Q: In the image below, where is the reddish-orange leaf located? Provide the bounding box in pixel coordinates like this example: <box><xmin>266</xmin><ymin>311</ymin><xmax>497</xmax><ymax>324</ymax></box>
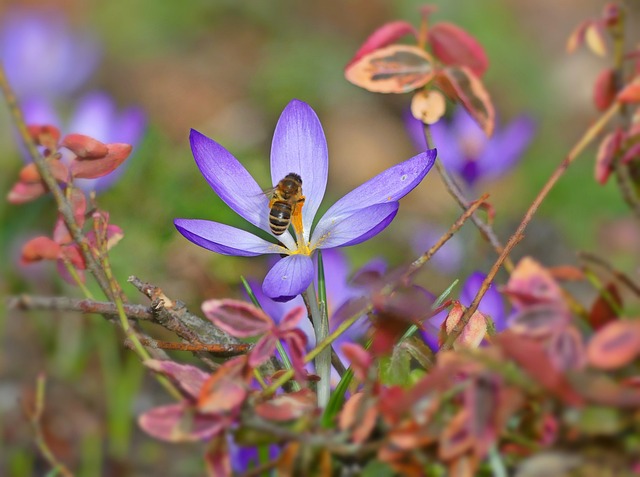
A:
<box><xmin>255</xmin><ymin>389</ymin><xmax>316</xmax><ymax>422</ymax></box>
<box><xmin>69</xmin><ymin>143</ymin><xmax>132</xmax><ymax>179</ymax></box>
<box><xmin>549</xmin><ymin>265</ymin><xmax>585</xmax><ymax>281</ymax></box>
<box><xmin>588</xmin><ymin>282</ymin><xmax>623</xmax><ymax>330</ymax></box>
<box><xmin>587</xmin><ymin>319</ymin><xmax>640</xmax><ymax>370</ymax></box>
<box><xmin>593</xmin><ymin>68</ymin><xmax>617</xmax><ymax>111</ymax></box>
<box><xmin>61</xmin><ymin>133</ymin><xmax>109</xmax><ymax>159</ymax></box>
<box><xmin>27</xmin><ymin>124</ymin><xmax>61</xmax><ymax>149</ymax></box>
<box><xmin>436</xmin><ymin>66</ymin><xmax>495</xmax><ymax>136</ymax></box>
<box><xmin>7</xmin><ymin>181</ymin><xmax>47</xmax><ymax>204</ymax></box>
<box><xmin>411</xmin><ymin>89</ymin><xmax>447</xmax><ymax>125</ymax></box>
<box><xmin>202</xmin><ymin>299</ymin><xmax>272</xmax><ymax>338</ymax></box>
<box><xmin>21</xmin><ymin>236</ymin><xmax>62</xmax><ymax>263</ymax></box>
<box><xmin>503</xmin><ymin>257</ymin><xmax>565</xmax><ymax>307</ymax></box>
<box><xmin>439</xmin><ymin>408</ymin><xmax>472</xmax><ymax>461</ymax></box>
<box><xmin>198</xmin><ymin>356</ymin><xmax>248</xmax><ymax>413</ymax></box>
<box><xmin>345</xmin><ymin>45</ymin><xmax>434</xmax><ymax>94</ymax></box>
<box><xmin>594</xmin><ymin>128</ymin><xmax>624</xmax><ymax>185</ymax></box>
<box><xmin>566</xmin><ymin>20</ymin><xmax>589</xmax><ymax>53</ymax></box>
<box><xmin>428</xmin><ymin>22</ymin><xmax>489</xmax><ymax>77</ymax></box>
<box><xmin>346</xmin><ymin>21</ymin><xmax>418</xmax><ymax>68</ymax></box>
<box><xmin>617</xmin><ymin>82</ymin><xmax>640</xmax><ymax>103</ymax></box>
<box><xmin>339</xmin><ymin>392</ymin><xmax>378</xmax><ymax>444</ymax></box>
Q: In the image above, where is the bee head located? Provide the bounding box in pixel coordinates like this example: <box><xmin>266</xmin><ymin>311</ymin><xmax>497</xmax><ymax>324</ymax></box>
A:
<box><xmin>285</xmin><ymin>172</ymin><xmax>302</xmax><ymax>184</ymax></box>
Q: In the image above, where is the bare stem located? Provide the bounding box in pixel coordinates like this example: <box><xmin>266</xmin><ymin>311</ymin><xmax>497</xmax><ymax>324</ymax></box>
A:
<box><xmin>442</xmin><ymin>100</ymin><xmax>621</xmax><ymax>350</ymax></box>
<box><xmin>305</xmin><ymin>284</ymin><xmax>331</xmax><ymax>408</ymax></box>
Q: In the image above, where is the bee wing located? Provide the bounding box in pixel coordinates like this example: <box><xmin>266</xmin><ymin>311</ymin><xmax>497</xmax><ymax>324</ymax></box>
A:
<box><xmin>260</xmin><ymin>186</ymin><xmax>278</xmax><ymax>200</ymax></box>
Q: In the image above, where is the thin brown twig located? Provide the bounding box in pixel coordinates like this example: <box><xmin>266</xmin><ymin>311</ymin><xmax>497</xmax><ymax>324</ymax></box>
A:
<box><xmin>136</xmin><ymin>337</ymin><xmax>251</xmax><ymax>356</ymax></box>
<box><xmin>442</xmin><ymin>100</ymin><xmax>622</xmax><ymax>350</ymax></box>
<box><xmin>424</xmin><ymin>124</ymin><xmax>514</xmax><ymax>273</ymax></box>
<box><xmin>578</xmin><ymin>251</ymin><xmax>640</xmax><ymax>297</ymax></box>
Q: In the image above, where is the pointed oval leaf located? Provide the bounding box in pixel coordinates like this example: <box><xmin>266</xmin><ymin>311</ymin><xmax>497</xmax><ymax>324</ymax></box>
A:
<box><xmin>547</xmin><ymin>327</ymin><xmax>586</xmax><ymax>371</ymax></box>
<box><xmin>61</xmin><ymin>133</ymin><xmax>109</xmax><ymax>159</ymax></box>
<box><xmin>198</xmin><ymin>357</ymin><xmax>248</xmax><ymax>414</ymax></box>
<box><xmin>7</xmin><ymin>181</ymin><xmax>47</xmax><ymax>204</ymax></box>
<box><xmin>503</xmin><ymin>257</ymin><xmax>565</xmax><ymax>307</ymax></box>
<box><xmin>145</xmin><ymin>359</ymin><xmax>209</xmax><ymax>399</ymax></box>
<box><xmin>21</xmin><ymin>236</ymin><xmax>62</xmax><ymax>263</ymax></box>
<box><xmin>566</xmin><ymin>20</ymin><xmax>589</xmax><ymax>53</ymax></box>
<box><xmin>138</xmin><ymin>404</ymin><xmax>224</xmax><ymax>443</ymax></box>
<box><xmin>587</xmin><ymin>319</ymin><xmax>640</xmax><ymax>370</ymax></box>
<box><xmin>509</xmin><ymin>303</ymin><xmax>571</xmax><ymax>338</ymax></box>
<box><xmin>436</xmin><ymin>66</ymin><xmax>495</xmax><ymax>136</ymax></box>
<box><xmin>339</xmin><ymin>392</ymin><xmax>378</xmax><ymax>444</ymax></box>
<box><xmin>593</xmin><ymin>68</ymin><xmax>617</xmax><ymax>111</ymax></box>
<box><xmin>255</xmin><ymin>388</ymin><xmax>317</xmax><ymax>422</ymax></box>
<box><xmin>248</xmin><ymin>334</ymin><xmax>278</xmax><ymax>368</ymax></box>
<box><xmin>617</xmin><ymin>82</ymin><xmax>640</xmax><ymax>104</ymax></box>
<box><xmin>428</xmin><ymin>22</ymin><xmax>489</xmax><ymax>77</ymax></box>
<box><xmin>341</xmin><ymin>342</ymin><xmax>373</xmax><ymax>382</ymax></box>
<box><xmin>444</xmin><ymin>302</ymin><xmax>487</xmax><ymax>349</ymax></box>
<box><xmin>411</xmin><ymin>89</ymin><xmax>447</xmax><ymax>125</ymax></box>
<box><xmin>70</xmin><ymin>143</ymin><xmax>132</xmax><ymax>179</ymax></box>
<box><xmin>201</xmin><ymin>299</ymin><xmax>272</xmax><ymax>338</ymax></box>
<box><xmin>595</xmin><ymin>128</ymin><xmax>624</xmax><ymax>185</ymax></box>
<box><xmin>278</xmin><ymin>306</ymin><xmax>305</xmax><ymax>332</ymax></box>
<box><xmin>588</xmin><ymin>282</ymin><xmax>623</xmax><ymax>330</ymax></box>
<box><xmin>584</xmin><ymin>22</ymin><xmax>607</xmax><ymax>57</ymax></box>
<box><xmin>346</xmin><ymin>21</ymin><xmax>418</xmax><ymax>68</ymax></box>
<box><xmin>345</xmin><ymin>45</ymin><xmax>434</xmax><ymax>94</ymax></box>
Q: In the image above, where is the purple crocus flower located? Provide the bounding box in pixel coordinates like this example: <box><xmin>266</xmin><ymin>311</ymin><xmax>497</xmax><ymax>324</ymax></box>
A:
<box><xmin>405</xmin><ymin>107</ymin><xmax>535</xmax><ymax>187</ymax></box>
<box><xmin>423</xmin><ymin>271</ymin><xmax>507</xmax><ymax>350</ymax></box>
<box><xmin>175</xmin><ymin>99</ymin><xmax>436</xmax><ymax>302</ymax></box>
<box><xmin>22</xmin><ymin>92</ymin><xmax>146</xmax><ymax>192</ymax></box>
<box><xmin>0</xmin><ymin>8</ymin><xmax>100</xmax><ymax>100</ymax></box>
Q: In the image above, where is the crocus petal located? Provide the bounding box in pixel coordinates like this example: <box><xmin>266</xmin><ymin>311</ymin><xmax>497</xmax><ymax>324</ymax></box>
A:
<box><xmin>174</xmin><ymin>219</ymin><xmax>284</xmax><ymax>256</ymax></box>
<box><xmin>190</xmin><ymin>129</ymin><xmax>296</xmax><ymax>250</ymax></box>
<box><xmin>270</xmin><ymin>100</ymin><xmax>328</xmax><ymax>242</ymax></box>
<box><xmin>459</xmin><ymin>271</ymin><xmax>506</xmax><ymax>330</ymax></box>
<box><xmin>480</xmin><ymin>115</ymin><xmax>536</xmax><ymax>180</ymax></box>
<box><xmin>313</xmin><ymin>202</ymin><xmax>399</xmax><ymax>249</ymax></box>
<box><xmin>312</xmin><ymin>150</ymin><xmax>435</xmax><ymax>245</ymax></box>
<box><xmin>263</xmin><ymin>254</ymin><xmax>314</xmax><ymax>301</ymax></box>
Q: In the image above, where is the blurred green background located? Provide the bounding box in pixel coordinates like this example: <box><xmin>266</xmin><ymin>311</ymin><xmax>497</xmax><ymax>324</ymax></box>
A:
<box><xmin>1</xmin><ymin>0</ymin><xmax>639</xmax><ymax>475</ymax></box>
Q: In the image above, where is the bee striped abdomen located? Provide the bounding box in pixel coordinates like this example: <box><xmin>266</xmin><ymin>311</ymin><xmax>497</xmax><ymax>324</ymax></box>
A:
<box><xmin>269</xmin><ymin>202</ymin><xmax>293</xmax><ymax>235</ymax></box>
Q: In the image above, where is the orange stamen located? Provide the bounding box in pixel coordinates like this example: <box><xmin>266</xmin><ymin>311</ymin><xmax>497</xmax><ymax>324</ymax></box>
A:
<box><xmin>292</xmin><ymin>197</ymin><xmax>305</xmax><ymax>237</ymax></box>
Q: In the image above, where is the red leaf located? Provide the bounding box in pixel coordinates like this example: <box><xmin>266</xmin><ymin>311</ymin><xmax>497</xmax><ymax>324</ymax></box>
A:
<box><xmin>621</xmin><ymin>142</ymin><xmax>640</xmax><ymax>164</ymax></box>
<box><xmin>7</xmin><ymin>181</ymin><xmax>47</xmax><ymax>204</ymax></box>
<box><xmin>248</xmin><ymin>334</ymin><xmax>278</xmax><ymax>368</ymax></box>
<box><xmin>593</xmin><ymin>68</ymin><xmax>617</xmax><ymax>111</ymax></box>
<box><xmin>502</xmin><ymin>257</ymin><xmax>565</xmax><ymax>308</ymax></box>
<box><xmin>547</xmin><ymin>326</ymin><xmax>586</xmax><ymax>371</ymax></box>
<box><xmin>428</xmin><ymin>22</ymin><xmax>489</xmax><ymax>77</ymax></box>
<box><xmin>21</xmin><ymin>236</ymin><xmax>61</xmax><ymax>263</ymax></box>
<box><xmin>438</xmin><ymin>408</ymin><xmax>473</xmax><ymax>461</ymax></box>
<box><xmin>618</xmin><ymin>82</ymin><xmax>640</xmax><ymax>103</ymax></box>
<box><xmin>201</xmin><ymin>299</ymin><xmax>272</xmax><ymax>338</ymax></box>
<box><xmin>18</xmin><ymin>159</ymin><xmax>69</xmax><ymax>184</ymax></box>
<box><xmin>144</xmin><ymin>359</ymin><xmax>209</xmax><ymax>399</ymax></box>
<box><xmin>255</xmin><ymin>388</ymin><xmax>317</xmax><ymax>422</ymax></box>
<box><xmin>346</xmin><ymin>21</ymin><xmax>418</xmax><ymax>68</ymax></box>
<box><xmin>278</xmin><ymin>306</ymin><xmax>305</xmax><ymax>332</ymax></box>
<box><xmin>61</xmin><ymin>133</ymin><xmax>109</xmax><ymax>159</ymax></box>
<box><xmin>340</xmin><ymin>343</ymin><xmax>373</xmax><ymax>382</ymax></box>
<box><xmin>27</xmin><ymin>124</ymin><xmax>61</xmax><ymax>149</ymax></box>
<box><xmin>594</xmin><ymin>128</ymin><xmax>624</xmax><ymax>184</ymax></box>
<box><xmin>588</xmin><ymin>282</ymin><xmax>623</xmax><ymax>330</ymax></box>
<box><xmin>60</xmin><ymin>245</ymin><xmax>85</xmax><ymax>270</ymax></box>
<box><xmin>69</xmin><ymin>143</ymin><xmax>132</xmax><ymax>179</ymax></box>
<box><xmin>345</xmin><ymin>45</ymin><xmax>434</xmax><ymax>94</ymax></box>
<box><xmin>566</xmin><ymin>20</ymin><xmax>589</xmax><ymax>54</ymax></box>
<box><xmin>587</xmin><ymin>319</ymin><xmax>640</xmax><ymax>370</ymax></box>
<box><xmin>339</xmin><ymin>392</ymin><xmax>378</xmax><ymax>444</ymax></box>
<box><xmin>436</xmin><ymin>66</ymin><xmax>495</xmax><ymax>136</ymax></box>
<box><xmin>198</xmin><ymin>356</ymin><xmax>248</xmax><ymax>414</ymax></box>
<box><xmin>509</xmin><ymin>304</ymin><xmax>571</xmax><ymax>338</ymax></box>
<box><xmin>204</xmin><ymin>435</ymin><xmax>232</xmax><ymax>477</ymax></box>
<box><xmin>283</xmin><ymin>330</ymin><xmax>309</xmax><ymax>382</ymax></box>
<box><xmin>495</xmin><ymin>331</ymin><xmax>584</xmax><ymax>406</ymax></box>
<box><xmin>138</xmin><ymin>403</ymin><xmax>224</xmax><ymax>442</ymax></box>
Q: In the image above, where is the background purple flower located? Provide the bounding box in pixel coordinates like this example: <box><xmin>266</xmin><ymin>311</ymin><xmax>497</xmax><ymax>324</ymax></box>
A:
<box><xmin>0</xmin><ymin>8</ymin><xmax>100</xmax><ymax>100</ymax></box>
<box><xmin>406</xmin><ymin>107</ymin><xmax>535</xmax><ymax>187</ymax></box>
<box><xmin>175</xmin><ymin>99</ymin><xmax>436</xmax><ymax>301</ymax></box>
<box><xmin>22</xmin><ymin>92</ymin><xmax>146</xmax><ymax>192</ymax></box>
<box><xmin>409</xmin><ymin>222</ymin><xmax>464</xmax><ymax>274</ymax></box>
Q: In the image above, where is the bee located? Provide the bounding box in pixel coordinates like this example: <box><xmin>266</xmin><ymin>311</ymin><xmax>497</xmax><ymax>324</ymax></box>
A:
<box><xmin>266</xmin><ymin>173</ymin><xmax>305</xmax><ymax>236</ymax></box>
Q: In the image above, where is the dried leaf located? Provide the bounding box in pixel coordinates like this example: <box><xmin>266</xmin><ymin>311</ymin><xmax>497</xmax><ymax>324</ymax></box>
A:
<box><xmin>61</xmin><ymin>133</ymin><xmax>109</xmax><ymax>159</ymax></box>
<box><xmin>587</xmin><ymin>319</ymin><xmax>640</xmax><ymax>370</ymax></box>
<box><xmin>201</xmin><ymin>299</ymin><xmax>272</xmax><ymax>337</ymax></box>
<box><xmin>69</xmin><ymin>143</ymin><xmax>132</xmax><ymax>179</ymax></box>
<box><xmin>346</xmin><ymin>21</ymin><xmax>418</xmax><ymax>68</ymax></box>
<box><xmin>283</xmin><ymin>330</ymin><xmax>309</xmax><ymax>382</ymax></box>
<box><xmin>436</xmin><ymin>66</ymin><xmax>495</xmax><ymax>136</ymax></box>
<box><xmin>345</xmin><ymin>45</ymin><xmax>434</xmax><ymax>94</ymax></box>
<box><xmin>411</xmin><ymin>89</ymin><xmax>447</xmax><ymax>125</ymax></box>
<box><xmin>428</xmin><ymin>22</ymin><xmax>489</xmax><ymax>77</ymax></box>
<box><xmin>21</xmin><ymin>236</ymin><xmax>61</xmax><ymax>263</ymax></box>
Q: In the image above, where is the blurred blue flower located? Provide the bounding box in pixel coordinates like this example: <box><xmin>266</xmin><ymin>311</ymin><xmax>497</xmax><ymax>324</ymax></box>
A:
<box><xmin>22</xmin><ymin>92</ymin><xmax>146</xmax><ymax>192</ymax></box>
<box><xmin>175</xmin><ymin>99</ymin><xmax>436</xmax><ymax>302</ymax></box>
<box><xmin>0</xmin><ymin>8</ymin><xmax>100</xmax><ymax>100</ymax></box>
<box><xmin>409</xmin><ymin>222</ymin><xmax>464</xmax><ymax>274</ymax></box>
<box><xmin>406</xmin><ymin>107</ymin><xmax>535</xmax><ymax>187</ymax></box>
<box><xmin>423</xmin><ymin>271</ymin><xmax>507</xmax><ymax>350</ymax></box>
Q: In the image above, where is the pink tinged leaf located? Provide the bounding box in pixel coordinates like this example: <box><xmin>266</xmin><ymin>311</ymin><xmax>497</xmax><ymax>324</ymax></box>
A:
<box><xmin>61</xmin><ymin>133</ymin><xmax>109</xmax><ymax>159</ymax></box>
<box><xmin>201</xmin><ymin>299</ymin><xmax>273</xmax><ymax>338</ymax></box>
<box><xmin>346</xmin><ymin>21</ymin><xmax>418</xmax><ymax>68</ymax></box>
<box><xmin>27</xmin><ymin>124</ymin><xmax>61</xmax><ymax>149</ymax></box>
<box><xmin>198</xmin><ymin>356</ymin><xmax>248</xmax><ymax>414</ymax></box>
<box><xmin>248</xmin><ymin>334</ymin><xmax>278</xmax><ymax>368</ymax></box>
<box><xmin>503</xmin><ymin>257</ymin><xmax>565</xmax><ymax>308</ymax></box>
<box><xmin>60</xmin><ymin>245</ymin><xmax>85</xmax><ymax>270</ymax></box>
<box><xmin>595</xmin><ymin>128</ymin><xmax>624</xmax><ymax>184</ymax></box>
<box><xmin>411</xmin><ymin>89</ymin><xmax>447</xmax><ymax>125</ymax></box>
<box><xmin>204</xmin><ymin>435</ymin><xmax>232</xmax><ymax>477</ymax></box>
<box><xmin>341</xmin><ymin>343</ymin><xmax>373</xmax><ymax>382</ymax></box>
<box><xmin>277</xmin><ymin>306</ymin><xmax>306</xmax><ymax>332</ymax></box>
<box><xmin>18</xmin><ymin>160</ymin><xmax>69</xmax><ymax>184</ymax></box>
<box><xmin>345</xmin><ymin>45</ymin><xmax>434</xmax><ymax>94</ymax></box>
<box><xmin>7</xmin><ymin>181</ymin><xmax>47</xmax><ymax>204</ymax></box>
<box><xmin>428</xmin><ymin>22</ymin><xmax>489</xmax><ymax>77</ymax></box>
<box><xmin>588</xmin><ymin>282</ymin><xmax>623</xmax><ymax>330</ymax></box>
<box><xmin>138</xmin><ymin>403</ymin><xmax>224</xmax><ymax>442</ymax></box>
<box><xmin>584</xmin><ymin>22</ymin><xmax>608</xmax><ymax>57</ymax></box>
<box><xmin>53</xmin><ymin>217</ymin><xmax>72</xmax><ymax>244</ymax></box>
<box><xmin>465</xmin><ymin>376</ymin><xmax>499</xmax><ymax>459</ymax></box>
<box><xmin>436</xmin><ymin>66</ymin><xmax>495</xmax><ymax>136</ymax></box>
<box><xmin>69</xmin><ymin>143</ymin><xmax>132</xmax><ymax>179</ymax></box>
<box><xmin>68</xmin><ymin>188</ymin><xmax>87</xmax><ymax>228</ymax></box>
<box><xmin>509</xmin><ymin>304</ymin><xmax>571</xmax><ymax>338</ymax></box>
<box><xmin>593</xmin><ymin>68</ymin><xmax>617</xmax><ymax>111</ymax></box>
<box><xmin>339</xmin><ymin>392</ymin><xmax>378</xmax><ymax>444</ymax></box>
<box><xmin>283</xmin><ymin>330</ymin><xmax>309</xmax><ymax>382</ymax></box>
<box><xmin>438</xmin><ymin>408</ymin><xmax>473</xmax><ymax>461</ymax></box>
<box><xmin>566</xmin><ymin>20</ymin><xmax>589</xmax><ymax>53</ymax></box>
<box><xmin>21</xmin><ymin>236</ymin><xmax>62</xmax><ymax>263</ymax></box>
<box><xmin>587</xmin><ymin>319</ymin><xmax>640</xmax><ymax>370</ymax></box>
<box><xmin>621</xmin><ymin>142</ymin><xmax>640</xmax><ymax>165</ymax></box>
<box><xmin>547</xmin><ymin>326</ymin><xmax>587</xmax><ymax>371</ymax></box>
<box><xmin>144</xmin><ymin>359</ymin><xmax>209</xmax><ymax>399</ymax></box>
<box><xmin>618</xmin><ymin>82</ymin><xmax>640</xmax><ymax>104</ymax></box>
<box><xmin>444</xmin><ymin>302</ymin><xmax>487</xmax><ymax>349</ymax></box>
<box><xmin>255</xmin><ymin>388</ymin><xmax>317</xmax><ymax>422</ymax></box>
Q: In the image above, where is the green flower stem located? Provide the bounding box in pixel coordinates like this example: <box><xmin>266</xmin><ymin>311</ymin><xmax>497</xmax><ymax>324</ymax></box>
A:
<box><xmin>62</xmin><ymin>258</ymin><xmax>94</xmax><ymax>299</ymax></box>
<box><xmin>305</xmin><ymin>283</ymin><xmax>330</xmax><ymax>407</ymax></box>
